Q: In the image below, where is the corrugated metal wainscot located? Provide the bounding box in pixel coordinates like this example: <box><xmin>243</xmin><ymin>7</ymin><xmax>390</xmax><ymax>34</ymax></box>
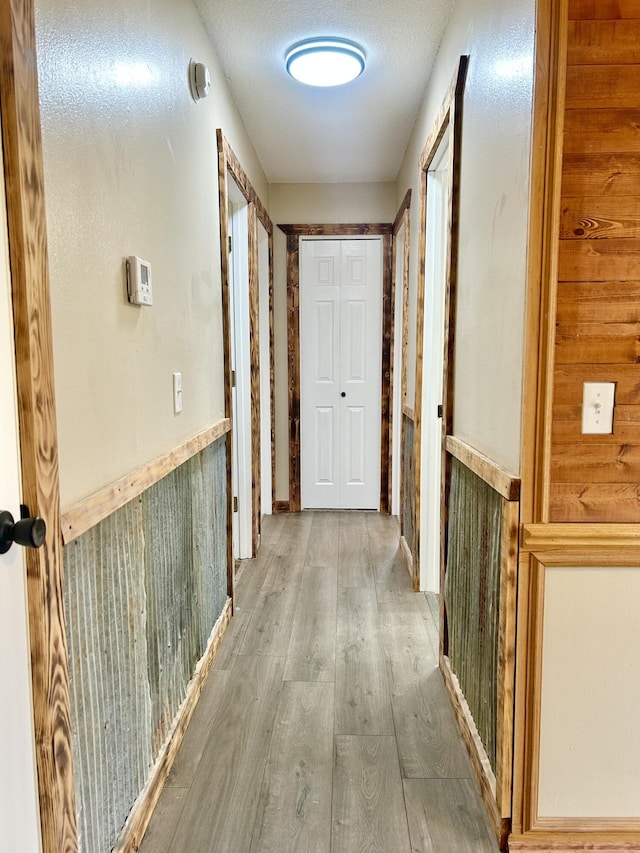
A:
<box><xmin>63</xmin><ymin>436</ymin><xmax>228</xmax><ymax>853</ymax></box>
<box><xmin>444</xmin><ymin>456</ymin><xmax>502</xmax><ymax>772</ymax></box>
<box><xmin>401</xmin><ymin>413</ymin><xmax>415</xmax><ymax>557</ymax></box>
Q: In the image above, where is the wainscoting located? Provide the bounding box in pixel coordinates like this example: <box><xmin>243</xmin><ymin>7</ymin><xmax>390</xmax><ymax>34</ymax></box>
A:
<box><xmin>63</xmin><ymin>432</ymin><xmax>230</xmax><ymax>852</ymax></box>
<box><xmin>400</xmin><ymin>410</ymin><xmax>416</xmax><ymax>580</ymax></box>
<box><xmin>441</xmin><ymin>437</ymin><xmax>520</xmax><ymax>850</ymax></box>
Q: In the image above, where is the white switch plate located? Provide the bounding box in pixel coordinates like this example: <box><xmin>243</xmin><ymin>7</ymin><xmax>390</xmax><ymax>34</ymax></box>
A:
<box><xmin>173</xmin><ymin>372</ymin><xmax>183</xmax><ymax>414</ymax></box>
<box><xmin>582</xmin><ymin>382</ymin><xmax>615</xmax><ymax>434</ymax></box>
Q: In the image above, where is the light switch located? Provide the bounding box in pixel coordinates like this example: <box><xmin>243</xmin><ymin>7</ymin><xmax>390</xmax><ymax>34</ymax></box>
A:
<box><xmin>173</xmin><ymin>372</ymin><xmax>183</xmax><ymax>414</ymax></box>
<box><xmin>582</xmin><ymin>382</ymin><xmax>615</xmax><ymax>434</ymax></box>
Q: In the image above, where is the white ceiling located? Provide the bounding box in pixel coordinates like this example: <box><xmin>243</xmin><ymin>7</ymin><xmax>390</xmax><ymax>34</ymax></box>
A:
<box><xmin>194</xmin><ymin>0</ymin><xmax>454</xmax><ymax>184</ymax></box>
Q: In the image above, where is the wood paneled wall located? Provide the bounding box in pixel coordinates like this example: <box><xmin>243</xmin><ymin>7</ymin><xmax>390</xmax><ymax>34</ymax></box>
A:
<box><xmin>550</xmin><ymin>0</ymin><xmax>640</xmax><ymax>522</ymax></box>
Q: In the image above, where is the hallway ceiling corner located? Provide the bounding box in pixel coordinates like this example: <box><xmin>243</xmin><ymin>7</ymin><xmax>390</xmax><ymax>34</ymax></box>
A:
<box><xmin>193</xmin><ymin>0</ymin><xmax>454</xmax><ymax>185</ymax></box>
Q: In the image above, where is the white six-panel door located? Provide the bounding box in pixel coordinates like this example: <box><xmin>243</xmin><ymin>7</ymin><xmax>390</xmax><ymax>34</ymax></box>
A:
<box><xmin>300</xmin><ymin>239</ymin><xmax>382</xmax><ymax>510</ymax></box>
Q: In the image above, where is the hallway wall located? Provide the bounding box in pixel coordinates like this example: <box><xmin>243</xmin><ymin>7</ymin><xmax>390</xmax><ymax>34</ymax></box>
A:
<box><xmin>397</xmin><ymin>0</ymin><xmax>536</xmax><ymax>475</ymax></box>
<box><xmin>35</xmin><ymin>0</ymin><xmax>268</xmax><ymax>508</ymax></box>
<box><xmin>269</xmin><ymin>181</ymin><xmax>396</xmax><ymax>502</ymax></box>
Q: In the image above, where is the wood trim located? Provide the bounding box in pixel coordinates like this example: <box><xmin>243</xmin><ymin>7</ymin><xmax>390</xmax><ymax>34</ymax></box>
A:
<box><xmin>400</xmin><ymin>535</ymin><xmax>414</xmax><ymax>579</ymax></box>
<box><xmin>513</xmin><ymin>0</ymin><xmax>571</xmax><ymax>840</ymax></box>
<box><xmin>400</xmin><ymin>213</ymin><xmax>411</xmax><ymax>415</ymax></box>
<box><xmin>446</xmin><ymin>436</ymin><xmax>520</xmax><ymax>501</ymax></box>
<box><xmin>113</xmin><ymin>599</ymin><xmax>232</xmax><ymax>852</ymax></box>
<box><xmin>440</xmin><ymin>55</ymin><xmax>470</xmax><ymax>655</ymax></box>
<box><xmin>496</xmin><ymin>498</ymin><xmax>520</xmax><ymax>821</ymax></box>
<box><xmin>0</xmin><ymin>2</ymin><xmax>77</xmax><ymax>849</ymax></box>
<box><xmin>216</xmin><ymin>131</ymin><xmax>235</xmax><ymax>604</ymax></box>
<box><xmin>278</xmin><ymin>222</ymin><xmax>393</xmax><ymax>236</ymax></box>
<box><xmin>281</xmin><ymin>224</ymin><xmax>394</xmax><ymax>513</ymax></box>
<box><xmin>217</xmin><ymin>130</ymin><xmax>273</xmax><ymax>572</ymax></box>
<box><xmin>440</xmin><ymin>656</ymin><xmax>509</xmax><ymax>850</ymax></box>
<box><xmin>522</xmin><ymin>555</ymin><xmax>548</xmax><ymax>835</ymax></box>
<box><xmin>413</xmin><ymin>55</ymin><xmax>469</xmax><ymax>593</ymax></box>
<box><xmin>531</xmin><ymin>818</ymin><xmax>640</xmax><ymax>835</ymax></box>
<box><xmin>392</xmin><ymin>189</ymin><xmax>412</xmax><ymax>234</ymax></box>
<box><xmin>286</xmin><ymin>234</ymin><xmax>301</xmax><ymax>513</ymax></box>
<box><xmin>61</xmin><ymin>420</ymin><xmax>231</xmax><ymax>543</ymax></box>
<box><xmin>521</xmin><ymin>552</ymin><xmax>640</xmax><ymax>843</ymax></box>
<box><xmin>272</xmin><ymin>500</ymin><xmax>290</xmax><ymax>514</ymax></box>
<box><xmin>268</xmin><ymin>229</ymin><xmax>276</xmax><ymax>515</ymax></box>
<box><xmin>402</xmin><ymin>403</ymin><xmax>415</xmax><ymax>420</ymax></box>
<box><xmin>248</xmin><ymin>204</ymin><xmax>261</xmax><ymax>552</ymax></box>
<box><xmin>509</xmin><ymin>835</ymin><xmax>640</xmax><ymax>851</ymax></box>
<box><xmin>380</xmin><ymin>233</ymin><xmax>392</xmax><ymax>514</ymax></box>
<box><xmin>519</xmin><ymin>0</ymin><xmax>568</xmax><ymax>529</ymax></box>
<box><xmin>390</xmin><ymin>198</ymin><xmax>411</xmax><ymax>517</ymax></box>
<box><xmin>218</xmin><ymin>135</ymin><xmax>272</xmax><ymax>234</ymax></box>
<box><xmin>521</xmin><ymin>523</ymin><xmax>640</xmax><ymax>552</ymax></box>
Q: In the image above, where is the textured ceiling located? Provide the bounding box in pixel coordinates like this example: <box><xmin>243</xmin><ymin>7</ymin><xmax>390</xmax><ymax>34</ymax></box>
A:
<box><xmin>194</xmin><ymin>0</ymin><xmax>454</xmax><ymax>184</ymax></box>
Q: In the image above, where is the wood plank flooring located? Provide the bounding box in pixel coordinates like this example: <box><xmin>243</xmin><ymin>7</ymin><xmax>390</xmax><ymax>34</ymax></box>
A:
<box><xmin>139</xmin><ymin>512</ymin><xmax>498</xmax><ymax>853</ymax></box>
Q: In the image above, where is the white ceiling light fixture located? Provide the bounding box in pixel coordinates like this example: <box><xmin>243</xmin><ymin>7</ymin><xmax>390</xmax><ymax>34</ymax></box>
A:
<box><xmin>285</xmin><ymin>38</ymin><xmax>366</xmax><ymax>87</ymax></box>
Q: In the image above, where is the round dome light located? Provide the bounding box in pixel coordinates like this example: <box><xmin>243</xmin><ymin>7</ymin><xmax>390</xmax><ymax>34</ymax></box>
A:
<box><xmin>285</xmin><ymin>38</ymin><xmax>366</xmax><ymax>87</ymax></box>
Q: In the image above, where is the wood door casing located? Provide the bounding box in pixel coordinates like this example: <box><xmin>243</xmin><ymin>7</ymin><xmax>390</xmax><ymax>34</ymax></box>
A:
<box><xmin>279</xmin><ymin>223</ymin><xmax>393</xmax><ymax>514</ymax></box>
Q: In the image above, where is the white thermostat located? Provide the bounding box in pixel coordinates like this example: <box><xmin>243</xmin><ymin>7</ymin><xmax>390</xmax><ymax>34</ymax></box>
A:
<box><xmin>126</xmin><ymin>256</ymin><xmax>153</xmax><ymax>306</ymax></box>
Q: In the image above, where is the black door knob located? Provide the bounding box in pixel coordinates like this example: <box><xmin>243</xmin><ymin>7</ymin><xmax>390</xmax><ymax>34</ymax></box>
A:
<box><xmin>341</xmin><ymin>392</ymin><xmax>346</xmax><ymax>397</ymax></box>
<box><xmin>0</xmin><ymin>510</ymin><xmax>46</xmax><ymax>554</ymax></box>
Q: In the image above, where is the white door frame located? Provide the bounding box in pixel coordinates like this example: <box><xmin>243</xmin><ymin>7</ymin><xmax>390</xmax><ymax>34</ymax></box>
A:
<box><xmin>0</xmin><ymin>122</ymin><xmax>42</xmax><ymax>852</ymax></box>
<box><xmin>228</xmin><ymin>178</ymin><xmax>252</xmax><ymax>560</ymax></box>
<box><xmin>419</xmin><ymin>128</ymin><xmax>451</xmax><ymax>592</ymax></box>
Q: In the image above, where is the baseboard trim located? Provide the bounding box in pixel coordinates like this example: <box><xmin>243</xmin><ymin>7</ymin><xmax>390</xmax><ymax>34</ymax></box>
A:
<box><xmin>440</xmin><ymin>655</ymin><xmax>508</xmax><ymax>850</ymax></box>
<box><xmin>273</xmin><ymin>500</ymin><xmax>291</xmax><ymax>514</ymax></box>
<box><xmin>113</xmin><ymin>597</ymin><xmax>233</xmax><ymax>852</ymax></box>
<box><xmin>400</xmin><ymin>535</ymin><xmax>416</xmax><ymax>588</ymax></box>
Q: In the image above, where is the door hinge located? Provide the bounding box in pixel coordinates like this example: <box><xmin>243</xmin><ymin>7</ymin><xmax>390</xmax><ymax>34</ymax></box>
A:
<box><xmin>232</xmin><ymin>369</ymin><xmax>236</xmax><ymax>388</ymax></box>
<box><xmin>233</xmin><ymin>495</ymin><xmax>238</xmax><ymax>513</ymax></box>
<box><xmin>228</xmin><ymin>235</ymin><xmax>232</xmax><ymax>253</ymax></box>
<box><xmin>437</xmin><ymin>404</ymin><xmax>443</xmax><ymax>419</ymax></box>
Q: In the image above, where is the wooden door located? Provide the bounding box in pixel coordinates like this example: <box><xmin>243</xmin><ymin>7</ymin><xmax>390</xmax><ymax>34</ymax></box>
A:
<box><xmin>300</xmin><ymin>238</ymin><xmax>382</xmax><ymax>509</ymax></box>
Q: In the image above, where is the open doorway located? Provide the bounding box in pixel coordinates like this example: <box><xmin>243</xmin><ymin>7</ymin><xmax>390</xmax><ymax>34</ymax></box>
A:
<box><xmin>419</xmin><ymin>126</ymin><xmax>450</xmax><ymax>592</ymax></box>
<box><xmin>228</xmin><ymin>180</ymin><xmax>252</xmax><ymax>559</ymax></box>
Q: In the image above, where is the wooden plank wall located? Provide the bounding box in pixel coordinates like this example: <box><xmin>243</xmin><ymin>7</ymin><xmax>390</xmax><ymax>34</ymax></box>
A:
<box><xmin>551</xmin><ymin>0</ymin><xmax>640</xmax><ymax>522</ymax></box>
<box><xmin>64</xmin><ymin>437</ymin><xmax>228</xmax><ymax>853</ymax></box>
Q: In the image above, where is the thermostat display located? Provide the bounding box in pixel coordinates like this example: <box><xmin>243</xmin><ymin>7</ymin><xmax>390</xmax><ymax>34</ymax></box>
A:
<box><xmin>126</xmin><ymin>256</ymin><xmax>153</xmax><ymax>306</ymax></box>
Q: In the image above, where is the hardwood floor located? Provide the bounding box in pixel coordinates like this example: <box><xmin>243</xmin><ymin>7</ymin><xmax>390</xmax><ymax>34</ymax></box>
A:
<box><xmin>139</xmin><ymin>512</ymin><xmax>498</xmax><ymax>853</ymax></box>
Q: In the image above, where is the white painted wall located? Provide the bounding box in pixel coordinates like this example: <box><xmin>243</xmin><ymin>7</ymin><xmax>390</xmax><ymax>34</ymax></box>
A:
<box><xmin>35</xmin><ymin>0</ymin><xmax>269</xmax><ymax>508</ymax></box>
<box><xmin>269</xmin><ymin>181</ymin><xmax>396</xmax><ymax>501</ymax></box>
<box><xmin>397</xmin><ymin>0</ymin><xmax>535</xmax><ymax>474</ymax></box>
<box><xmin>539</xmin><ymin>566</ymin><xmax>640</xmax><ymax>819</ymax></box>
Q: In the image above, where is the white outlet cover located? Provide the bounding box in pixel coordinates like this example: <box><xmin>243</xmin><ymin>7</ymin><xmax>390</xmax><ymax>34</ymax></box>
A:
<box><xmin>582</xmin><ymin>382</ymin><xmax>615</xmax><ymax>434</ymax></box>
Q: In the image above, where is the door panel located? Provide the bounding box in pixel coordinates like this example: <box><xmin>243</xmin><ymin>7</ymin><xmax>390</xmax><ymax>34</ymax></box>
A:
<box><xmin>301</xmin><ymin>239</ymin><xmax>381</xmax><ymax>510</ymax></box>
